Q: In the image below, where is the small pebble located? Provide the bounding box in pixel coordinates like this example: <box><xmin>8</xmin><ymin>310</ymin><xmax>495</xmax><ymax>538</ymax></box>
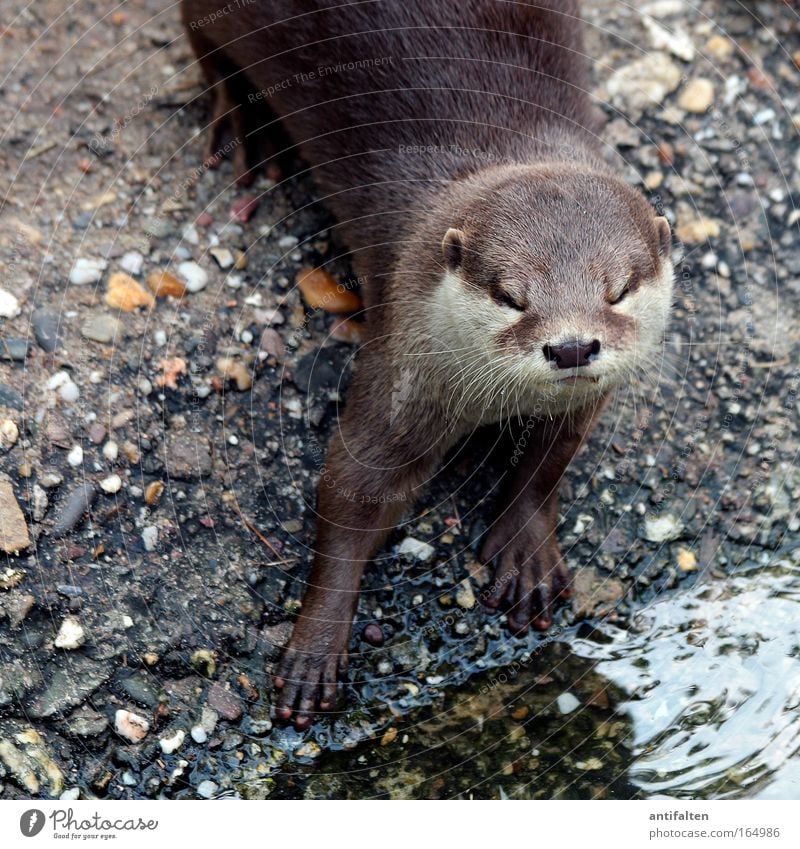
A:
<box><xmin>120</xmin><ymin>251</ymin><xmax>144</xmax><ymax>276</ymax></box>
<box><xmin>259</xmin><ymin>328</ymin><xmax>285</xmax><ymax>360</ymax></box>
<box><xmin>88</xmin><ymin>423</ymin><xmax>107</xmax><ymax>444</ymax></box>
<box><xmin>644</xmin><ymin>514</ymin><xmax>684</xmax><ymax>543</ymax></box>
<box><xmin>231</xmin><ymin>195</ymin><xmax>259</xmax><ymax>222</ymax></box>
<box><xmin>100</xmin><ymin>474</ymin><xmax>122</xmax><ymax>494</ymax></box>
<box><xmin>0</xmin><ymin>476</ymin><xmax>30</xmax><ymax>552</ymax></box>
<box><xmin>190</xmin><ymin>725</ymin><xmax>208</xmax><ymax>744</ymax></box>
<box><xmin>363</xmin><ymin>623</ymin><xmax>385</xmax><ymax>646</ymax></box>
<box><xmin>0</xmin><ymin>288</ymin><xmax>20</xmax><ymax>318</ymax></box>
<box><xmin>69</xmin><ymin>257</ymin><xmax>107</xmax><ymax>285</ymax></box>
<box><xmin>144</xmin><ymin>481</ymin><xmax>165</xmax><ymax>506</ymax></box>
<box><xmin>210</xmin><ymin>247</ymin><xmax>234</xmax><ymax>270</ymax></box>
<box><xmin>114</xmin><ymin>709</ymin><xmax>150</xmax><ymax>743</ymax></box>
<box><xmin>216</xmin><ymin>357</ymin><xmax>253</xmax><ymax>391</ymax></box>
<box><xmin>196</xmin><ymin>780</ymin><xmax>219</xmax><ymax>799</ymax></box>
<box><xmin>51</xmin><ymin>484</ymin><xmax>96</xmax><ymax>537</ymax></box>
<box><xmin>159</xmin><ymin>729</ymin><xmax>185</xmax><ymax>755</ymax></box>
<box><xmin>81</xmin><ymin>314</ymin><xmax>119</xmax><ymax>344</ymax></box>
<box><xmin>39</xmin><ymin>472</ymin><xmax>63</xmax><ymax>489</ymax></box>
<box><xmin>147</xmin><ymin>270</ymin><xmax>187</xmax><ymax>299</ymax></box>
<box><xmin>142</xmin><ymin>525</ymin><xmax>158</xmax><ymax>551</ymax></box>
<box><xmin>0</xmin><ymin>418</ymin><xmax>19</xmax><ymax>450</ymax></box>
<box><xmin>0</xmin><ymin>337</ymin><xmax>30</xmax><ymax>361</ymax></box>
<box><xmin>678</xmin><ymin>78</ymin><xmax>715</xmax><ymax>112</ymax></box>
<box><xmin>177</xmin><ymin>261</ymin><xmax>208</xmax><ymax>293</ymax></box>
<box><xmin>59</xmin><ymin>381</ymin><xmax>80</xmax><ymax>404</ymax></box>
<box><xmin>31</xmin><ymin>308</ymin><xmax>60</xmax><ymax>352</ymax></box>
<box><xmin>102</xmin><ymin>441</ymin><xmax>119</xmax><ymax>462</ymax></box>
<box><xmin>557</xmin><ymin>692</ymin><xmax>581</xmax><ymax>714</ymax></box>
<box><xmin>297</xmin><ymin>267</ymin><xmax>362</xmax><ymax>313</ymax></box>
<box><xmin>105</xmin><ymin>272</ymin><xmax>155</xmax><ymax>312</ymax></box>
<box><xmin>54</xmin><ymin>617</ymin><xmax>85</xmax><ymax>650</ymax></box>
<box><xmin>398</xmin><ymin>536</ymin><xmax>435</xmax><ymax>561</ymax></box>
<box><xmin>67</xmin><ymin>445</ymin><xmax>84</xmax><ymax>467</ymax></box>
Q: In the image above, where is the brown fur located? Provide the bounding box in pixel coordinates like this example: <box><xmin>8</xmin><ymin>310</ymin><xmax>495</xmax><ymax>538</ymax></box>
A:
<box><xmin>181</xmin><ymin>0</ymin><xmax>674</xmax><ymax>728</ymax></box>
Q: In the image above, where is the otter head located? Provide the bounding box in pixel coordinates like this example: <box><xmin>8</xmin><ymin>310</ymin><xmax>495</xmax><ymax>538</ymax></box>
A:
<box><xmin>438</xmin><ymin>166</ymin><xmax>673</xmax><ymax>404</ymax></box>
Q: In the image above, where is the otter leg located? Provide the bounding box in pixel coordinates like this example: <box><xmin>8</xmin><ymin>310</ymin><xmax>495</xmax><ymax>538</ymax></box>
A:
<box><xmin>186</xmin><ymin>29</ymin><xmax>256</xmax><ymax>184</ymax></box>
<box><xmin>274</xmin><ymin>391</ymin><xmax>447</xmax><ymax>729</ymax></box>
<box><xmin>480</xmin><ymin>398</ymin><xmax>607</xmax><ymax>634</ymax></box>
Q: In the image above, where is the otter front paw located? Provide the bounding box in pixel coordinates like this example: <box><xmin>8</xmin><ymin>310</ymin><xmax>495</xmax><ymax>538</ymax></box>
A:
<box><xmin>480</xmin><ymin>529</ymin><xmax>571</xmax><ymax>634</ymax></box>
<box><xmin>273</xmin><ymin>632</ymin><xmax>349</xmax><ymax>730</ymax></box>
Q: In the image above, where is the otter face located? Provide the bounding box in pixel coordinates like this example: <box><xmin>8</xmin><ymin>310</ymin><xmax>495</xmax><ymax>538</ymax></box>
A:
<box><xmin>436</xmin><ymin>168</ymin><xmax>674</xmax><ymax>408</ymax></box>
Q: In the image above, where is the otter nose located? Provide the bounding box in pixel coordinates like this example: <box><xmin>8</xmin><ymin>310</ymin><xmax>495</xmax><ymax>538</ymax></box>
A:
<box><xmin>542</xmin><ymin>339</ymin><xmax>601</xmax><ymax>370</ymax></box>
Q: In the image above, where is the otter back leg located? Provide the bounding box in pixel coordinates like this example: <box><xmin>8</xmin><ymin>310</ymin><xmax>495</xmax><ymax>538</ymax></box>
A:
<box><xmin>185</xmin><ymin>28</ymin><xmax>257</xmax><ymax>185</ymax></box>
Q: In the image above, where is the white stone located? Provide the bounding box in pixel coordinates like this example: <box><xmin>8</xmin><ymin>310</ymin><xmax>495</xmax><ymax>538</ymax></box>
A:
<box><xmin>196</xmin><ymin>780</ymin><xmax>219</xmax><ymax>799</ymax></box>
<box><xmin>120</xmin><ymin>251</ymin><xmax>144</xmax><ymax>276</ymax></box>
<box><xmin>210</xmin><ymin>247</ymin><xmax>234</xmax><ymax>269</ymax></box>
<box><xmin>47</xmin><ymin>370</ymin><xmax>70</xmax><ymax>390</ymax></box>
<box><xmin>606</xmin><ymin>53</ymin><xmax>682</xmax><ymax>113</ymax></box>
<box><xmin>100</xmin><ymin>474</ymin><xmax>122</xmax><ymax>494</ymax></box>
<box><xmin>644</xmin><ymin>514</ymin><xmax>684</xmax><ymax>543</ymax></box>
<box><xmin>182</xmin><ymin>225</ymin><xmax>200</xmax><ymax>245</ymax></box>
<box><xmin>0</xmin><ymin>418</ymin><xmax>19</xmax><ymax>449</ymax></box>
<box><xmin>67</xmin><ymin>445</ymin><xmax>84</xmax><ymax>468</ymax></box>
<box><xmin>69</xmin><ymin>257</ymin><xmax>107</xmax><ymax>285</ymax></box>
<box><xmin>142</xmin><ymin>525</ymin><xmax>158</xmax><ymax>551</ymax></box>
<box><xmin>0</xmin><ymin>288</ymin><xmax>20</xmax><ymax>318</ymax></box>
<box><xmin>102</xmin><ymin>440</ymin><xmax>119</xmax><ymax>462</ymax></box>
<box><xmin>159</xmin><ymin>729</ymin><xmax>185</xmax><ymax>754</ymax></box>
<box><xmin>177</xmin><ymin>261</ymin><xmax>208</xmax><ymax>293</ymax></box>
<box><xmin>32</xmin><ymin>484</ymin><xmax>48</xmax><ymax>522</ymax></box>
<box><xmin>557</xmin><ymin>692</ymin><xmax>581</xmax><ymax>714</ymax></box>
<box><xmin>59</xmin><ymin>381</ymin><xmax>80</xmax><ymax>404</ymax></box>
<box><xmin>114</xmin><ymin>709</ymin><xmax>150</xmax><ymax>743</ymax></box>
<box><xmin>54</xmin><ymin>617</ymin><xmax>85</xmax><ymax>649</ymax></box>
<box><xmin>643</xmin><ymin>18</ymin><xmax>694</xmax><ymax>62</ymax></box>
<box><xmin>190</xmin><ymin>725</ymin><xmax>207</xmax><ymax>744</ymax></box>
<box><xmin>397</xmin><ymin>536</ymin><xmax>435</xmax><ymax>561</ymax></box>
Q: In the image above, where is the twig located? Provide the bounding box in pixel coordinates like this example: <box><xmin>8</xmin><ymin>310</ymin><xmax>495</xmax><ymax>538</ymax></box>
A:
<box><xmin>235</xmin><ymin>507</ymin><xmax>294</xmax><ymax>564</ymax></box>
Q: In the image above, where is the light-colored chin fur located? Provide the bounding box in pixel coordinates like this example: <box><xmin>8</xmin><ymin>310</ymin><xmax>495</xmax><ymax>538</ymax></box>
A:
<box><xmin>408</xmin><ymin>264</ymin><xmax>674</xmax><ymax>427</ymax></box>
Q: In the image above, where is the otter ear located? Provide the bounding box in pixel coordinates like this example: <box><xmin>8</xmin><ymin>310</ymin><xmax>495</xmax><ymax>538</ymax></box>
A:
<box><xmin>654</xmin><ymin>216</ymin><xmax>671</xmax><ymax>259</ymax></box>
<box><xmin>442</xmin><ymin>227</ymin><xmax>465</xmax><ymax>271</ymax></box>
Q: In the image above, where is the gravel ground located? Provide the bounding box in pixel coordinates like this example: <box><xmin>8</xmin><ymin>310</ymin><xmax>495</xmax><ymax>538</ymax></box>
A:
<box><xmin>1</xmin><ymin>1</ymin><xmax>799</xmax><ymax>799</ymax></box>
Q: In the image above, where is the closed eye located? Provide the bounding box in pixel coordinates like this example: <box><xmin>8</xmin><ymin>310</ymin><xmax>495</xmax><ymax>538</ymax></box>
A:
<box><xmin>609</xmin><ymin>273</ymin><xmax>641</xmax><ymax>305</ymax></box>
<box><xmin>490</xmin><ymin>281</ymin><xmax>525</xmax><ymax>312</ymax></box>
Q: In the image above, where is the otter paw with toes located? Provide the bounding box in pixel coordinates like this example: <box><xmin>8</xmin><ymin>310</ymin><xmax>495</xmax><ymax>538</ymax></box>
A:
<box><xmin>480</xmin><ymin>532</ymin><xmax>571</xmax><ymax>634</ymax></box>
<box><xmin>273</xmin><ymin>642</ymin><xmax>349</xmax><ymax>730</ymax></box>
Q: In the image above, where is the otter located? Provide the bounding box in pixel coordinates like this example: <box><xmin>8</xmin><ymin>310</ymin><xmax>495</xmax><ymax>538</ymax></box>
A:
<box><xmin>181</xmin><ymin>0</ymin><xmax>674</xmax><ymax>729</ymax></box>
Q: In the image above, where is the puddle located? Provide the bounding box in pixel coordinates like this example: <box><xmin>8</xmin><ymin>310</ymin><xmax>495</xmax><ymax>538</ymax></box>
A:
<box><xmin>572</xmin><ymin>558</ymin><xmax>800</xmax><ymax>799</ymax></box>
<box><xmin>260</xmin><ymin>556</ymin><xmax>800</xmax><ymax>799</ymax></box>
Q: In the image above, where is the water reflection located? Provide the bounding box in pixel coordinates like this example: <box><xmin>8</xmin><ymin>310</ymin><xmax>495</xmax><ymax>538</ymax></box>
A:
<box><xmin>572</xmin><ymin>559</ymin><xmax>800</xmax><ymax>799</ymax></box>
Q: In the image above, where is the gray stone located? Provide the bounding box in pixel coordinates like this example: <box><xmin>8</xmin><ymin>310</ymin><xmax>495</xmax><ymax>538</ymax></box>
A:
<box><xmin>31</xmin><ymin>307</ymin><xmax>61</xmax><ymax>352</ymax></box>
<box><xmin>81</xmin><ymin>314</ymin><xmax>120</xmax><ymax>344</ymax></box>
<box><xmin>165</xmin><ymin>433</ymin><xmax>213</xmax><ymax>480</ymax></box>
<box><xmin>26</xmin><ymin>660</ymin><xmax>111</xmax><ymax>718</ymax></box>
<box><xmin>0</xmin><ymin>338</ymin><xmax>31</xmax><ymax>361</ymax></box>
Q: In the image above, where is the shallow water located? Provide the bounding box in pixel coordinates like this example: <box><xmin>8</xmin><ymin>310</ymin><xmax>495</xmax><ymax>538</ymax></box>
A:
<box><xmin>265</xmin><ymin>555</ymin><xmax>800</xmax><ymax>799</ymax></box>
<box><xmin>572</xmin><ymin>558</ymin><xmax>800</xmax><ymax>800</ymax></box>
